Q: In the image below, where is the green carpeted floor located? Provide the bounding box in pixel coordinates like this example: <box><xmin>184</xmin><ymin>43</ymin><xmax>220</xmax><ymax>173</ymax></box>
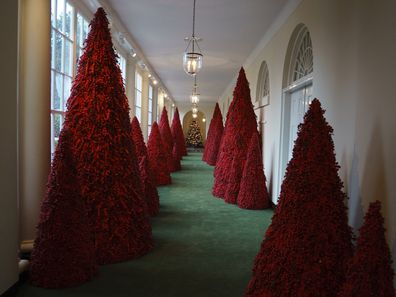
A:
<box><xmin>15</xmin><ymin>152</ymin><xmax>273</xmax><ymax>297</ymax></box>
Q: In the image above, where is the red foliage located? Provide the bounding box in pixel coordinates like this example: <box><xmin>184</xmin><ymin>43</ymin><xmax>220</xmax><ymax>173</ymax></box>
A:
<box><xmin>147</xmin><ymin>122</ymin><xmax>172</xmax><ymax>186</ymax></box>
<box><xmin>171</xmin><ymin>142</ymin><xmax>182</xmax><ymax>171</ymax></box>
<box><xmin>131</xmin><ymin>117</ymin><xmax>160</xmax><ymax>216</ymax></box>
<box><xmin>224</xmin><ymin>148</ymin><xmax>245</xmax><ymax>204</ymax></box>
<box><xmin>203</xmin><ymin>103</ymin><xmax>224</xmax><ymax>166</ymax></box>
<box><xmin>138</xmin><ymin>156</ymin><xmax>160</xmax><ymax>216</ymax></box>
<box><xmin>30</xmin><ymin>129</ymin><xmax>97</xmax><ymax>288</ymax></box>
<box><xmin>63</xmin><ymin>8</ymin><xmax>152</xmax><ymax>265</ymax></box>
<box><xmin>337</xmin><ymin>201</ymin><xmax>395</xmax><ymax>297</ymax></box>
<box><xmin>213</xmin><ymin>67</ymin><xmax>257</xmax><ymax>198</ymax></box>
<box><xmin>159</xmin><ymin>107</ymin><xmax>175</xmax><ymax>172</ymax></box>
<box><xmin>237</xmin><ymin>132</ymin><xmax>270</xmax><ymax>209</ymax></box>
<box><xmin>245</xmin><ymin>99</ymin><xmax>353</xmax><ymax>297</ymax></box>
<box><xmin>171</xmin><ymin>107</ymin><xmax>188</xmax><ymax>157</ymax></box>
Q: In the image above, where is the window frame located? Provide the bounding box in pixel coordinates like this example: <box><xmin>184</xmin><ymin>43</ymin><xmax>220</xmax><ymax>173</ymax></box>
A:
<box><xmin>50</xmin><ymin>1</ymin><xmax>128</xmax><ymax>155</ymax></box>
<box><xmin>148</xmin><ymin>84</ymin><xmax>153</xmax><ymax>135</ymax></box>
<box><xmin>134</xmin><ymin>70</ymin><xmax>143</xmax><ymax>122</ymax></box>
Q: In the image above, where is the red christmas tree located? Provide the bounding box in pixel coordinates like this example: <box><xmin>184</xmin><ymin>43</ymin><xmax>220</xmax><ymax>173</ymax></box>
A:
<box><xmin>245</xmin><ymin>99</ymin><xmax>353</xmax><ymax>297</ymax></box>
<box><xmin>147</xmin><ymin>122</ymin><xmax>172</xmax><ymax>185</ymax></box>
<box><xmin>131</xmin><ymin>117</ymin><xmax>160</xmax><ymax>216</ymax></box>
<box><xmin>138</xmin><ymin>156</ymin><xmax>160</xmax><ymax>216</ymax></box>
<box><xmin>213</xmin><ymin>67</ymin><xmax>257</xmax><ymax>198</ymax></box>
<box><xmin>202</xmin><ymin>103</ymin><xmax>224</xmax><ymax>166</ymax></box>
<box><xmin>337</xmin><ymin>201</ymin><xmax>395</xmax><ymax>297</ymax></box>
<box><xmin>63</xmin><ymin>8</ymin><xmax>152</xmax><ymax>264</ymax></box>
<box><xmin>237</xmin><ymin>132</ymin><xmax>270</xmax><ymax>209</ymax></box>
<box><xmin>30</xmin><ymin>129</ymin><xmax>97</xmax><ymax>288</ymax></box>
<box><xmin>171</xmin><ymin>107</ymin><xmax>187</xmax><ymax>157</ymax></box>
<box><xmin>224</xmin><ymin>147</ymin><xmax>245</xmax><ymax>204</ymax></box>
<box><xmin>171</xmin><ymin>142</ymin><xmax>181</xmax><ymax>171</ymax></box>
<box><xmin>159</xmin><ymin>107</ymin><xmax>175</xmax><ymax>172</ymax></box>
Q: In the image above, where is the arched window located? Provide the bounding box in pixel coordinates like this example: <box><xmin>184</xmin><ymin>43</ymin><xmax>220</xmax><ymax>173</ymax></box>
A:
<box><xmin>256</xmin><ymin>61</ymin><xmax>270</xmax><ymax>104</ymax></box>
<box><xmin>278</xmin><ymin>24</ymin><xmax>314</xmax><ymax>202</ymax></box>
<box><xmin>292</xmin><ymin>29</ymin><xmax>313</xmax><ymax>82</ymax></box>
<box><xmin>283</xmin><ymin>24</ymin><xmax>313</xmax><ymax>87</ymax></box>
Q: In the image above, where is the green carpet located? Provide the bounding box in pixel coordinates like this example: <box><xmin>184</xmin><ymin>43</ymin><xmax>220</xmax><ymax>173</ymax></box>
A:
<box><xmin>16</xmin><ymin>152</ymin><xmax>273</xmax><ymax>297</ymax></box>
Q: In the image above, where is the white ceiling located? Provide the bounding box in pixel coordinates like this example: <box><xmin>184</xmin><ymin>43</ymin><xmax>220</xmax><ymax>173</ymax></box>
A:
<box><xmin>106</xmin><ymin>0</ymin><xmax>289</xmax><ymax>103</ymax></box>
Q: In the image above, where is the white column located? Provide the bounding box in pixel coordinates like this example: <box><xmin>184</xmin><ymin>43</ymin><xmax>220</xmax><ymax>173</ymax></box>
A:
<box><xmin>19</xmin><ymin>0</ymin><xmax>51</xmax><ymax>245</ymax></box>
<box><xmin>0</xmin><ymin>0</ymin><xmax>19</xmax><ymax>293</ymax></box>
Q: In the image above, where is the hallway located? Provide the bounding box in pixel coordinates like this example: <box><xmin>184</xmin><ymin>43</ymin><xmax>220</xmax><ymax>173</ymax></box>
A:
<box><xmin>15</xmin><ymin>153</ymin><xmax>273</xmax><ymax>297</ymax></box>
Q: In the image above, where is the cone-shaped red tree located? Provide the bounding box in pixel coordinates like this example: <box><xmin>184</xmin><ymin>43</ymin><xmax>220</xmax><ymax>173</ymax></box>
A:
<box><xmin>237</xmin><ymin>133</ymin><xmax>270</xmax><ymax>209</ymax></box>
<box><xmin>337</xmin><ymin>201</ymin><xmax>395</xmax><ymax>297</ymax></box>
<box><xmin>213</xmin><ymin>67</ymin><xmax>257</xmax><ymax>198</ymax></box>
<box><xmin>138</xmin><ymin>156</ymin><xmax>160</xmax><ymax>216</ymax></box>
<box><xmin>203</xmin><ymin>103</ymin><xmax>224</xmax><ymax>166</ymax></box>
<box><xmin>224</xmin><ymin>147</ymin><xmax>245</xmax><ymax>204</ymax></box>
<box><xmin>159</xmin><ymin>107</ymin><xmax>175</xmax><ymax>172</ymax></box>
<box><xmin>171</xmin><ymin>107</ymin><xmax>187</xmax><ymax>157</ymax></box>
<box><xmin>131</xmin><ymin>117</ymin><xmax>160</xmax><ymax>216</ymax></box>
<box><xmin>147</xmin><ymin>122</ymin><xmax>172</xmax><ymax>185</ymax></box>
<box><xmin>30</xmin><ymin>129</ymin><xmax>97</xmax><ymax>288</ymax></box>
<box><xmin>171</xmin><ymin>142</ymin><xmax>181</xmax><ymax>171</ymax></box>
<box><xmin>245</xmin><ymin>99</ymin><xmax>353</xmax><ymax>297</ymax></box>
<box><xmin>63</xmin><ymin>8</ymin><xmax>152</xmax><ymax>264</ymax></box>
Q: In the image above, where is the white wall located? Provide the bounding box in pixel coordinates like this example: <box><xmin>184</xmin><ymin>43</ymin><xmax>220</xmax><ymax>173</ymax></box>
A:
<box><xmin>0</xmin><ymin>0</ymin><xmax>19</xmax><ymax>293</ymax></box>
<box><xmin>220</xmin><ymin>0</ymin><xmax>396</xmax><ymax>264</ymax></box>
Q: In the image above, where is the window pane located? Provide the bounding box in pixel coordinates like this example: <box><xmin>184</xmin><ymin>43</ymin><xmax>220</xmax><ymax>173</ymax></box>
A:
<box><xmin>53</xmin><ymin>73</ymin><xmax>62</xmax><ymax>110</ymax></box>
<box><xmin>136</xmin><ymin>91</ymin><xmax>142</xmax><ymax>107</ymax></box>
<box><xmin>147</xmin><ymin>126</ymin><xmax>151</xmax><ymax>136</ymax></box>
<box><xmin>117</xmin><ymin>54</ymin><xmax>126</xmax><ymax>82</ymax></box>
<box><xmin>77</xmin><ymin>14</ymin><xmax>82</xmax><ymax>44</ymax></box>
<box><xmin>55</xmin><ymin>32</ymin><xmax>63</xmax><ymax>71</ymax></box>
<box><xmin>135</xmin><ymin>72</ymin><xmax>142</xmax><ymax>90</ymax></box>
<box><xmin>65</xmin><ymin>2</ymin><xmax>73</xmax><ymax>39</ymax></box>
<box><xmin>149</xmin><ymin>85</ymin><xmax>153</xmax><ymax>98</ymax></box>
<box><xmin>63</xmin><ymin>76</ymin><xmax>72</xmax><ymax>110</ymax></box>
<box><xmin>83</xmin><ymin>20</ymin><xmax>88</xmax><ymax>44</ymax></box>
<box><xmin>53</xmin><ymin>113</ymin><xmax>62</xmax><ymax>143</ymax></box>
<box><xmin>51</xmin><ymin>0</ymin><xmax>56</xmax><ymax>27</ymax></box>
<box><xmin>56</xmin><ymin>0</ymin><xmax>65</xmax><ymax>32</ymax></box>
<box><xmin>135</xmin><ymin>107</ymin><xmax>141</xmax><ymax>122</ymax></box>
<box><xmin>64</xmin><ymin>40</ymin><xmax>73</xmax><ymax>76</ymax></box>
<box><xmin>148</xmin><ymin>112</ymin><xmax>152</xmax><ymax>124</ymax></box>
<box><xmin>148</xmin><ymin>99</ymin><xmax>153</xmax><ymax>112</ymax></box>
<box><xmin>51</xmin><ymin>29</ymin><xmax>55</xmax><ymax>69</ymax></box>
<box><xmin>51</xmin><ymin>71</ymin><xmax>54</xmax><ymax>105</ymax></box>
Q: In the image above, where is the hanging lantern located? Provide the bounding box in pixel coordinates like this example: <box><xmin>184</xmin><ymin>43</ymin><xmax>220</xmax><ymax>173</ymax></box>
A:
<box><xmin>183</xmin><ymin>0</ymin><xmax>203</xmax><ymax>76</ymax></box>
<box><xmin>183</xmin><ymin>50</ymin><xmax>203</xmax><ymax>76</ymax></box>
<box><xmin>190</xmin><ymin>76</ymin><xmax>200</xmax><ymax>104</ymax></box>
<box><xmin>191</xmin><ymin>93</ymin><xmax>199</xmax><ymax>104</ymax></box>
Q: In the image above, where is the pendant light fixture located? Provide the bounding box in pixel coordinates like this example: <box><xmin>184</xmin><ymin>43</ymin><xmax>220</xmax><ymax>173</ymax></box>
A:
<box><xmin>183</xmin><ymin>0</ymin><xmax>203</xmax><ymax>76</ymax></box>
<box><xmin>190</xmin><ymin>76</ymin><xmax>200</xmax><ymax>104</ymax></box>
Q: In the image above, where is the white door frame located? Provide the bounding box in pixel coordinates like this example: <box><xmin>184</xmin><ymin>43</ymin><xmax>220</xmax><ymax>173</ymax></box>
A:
<box><xmin>276</xmin><ymin>75</ymin><xmax>313</xmax><ymax>201</ymax></box>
